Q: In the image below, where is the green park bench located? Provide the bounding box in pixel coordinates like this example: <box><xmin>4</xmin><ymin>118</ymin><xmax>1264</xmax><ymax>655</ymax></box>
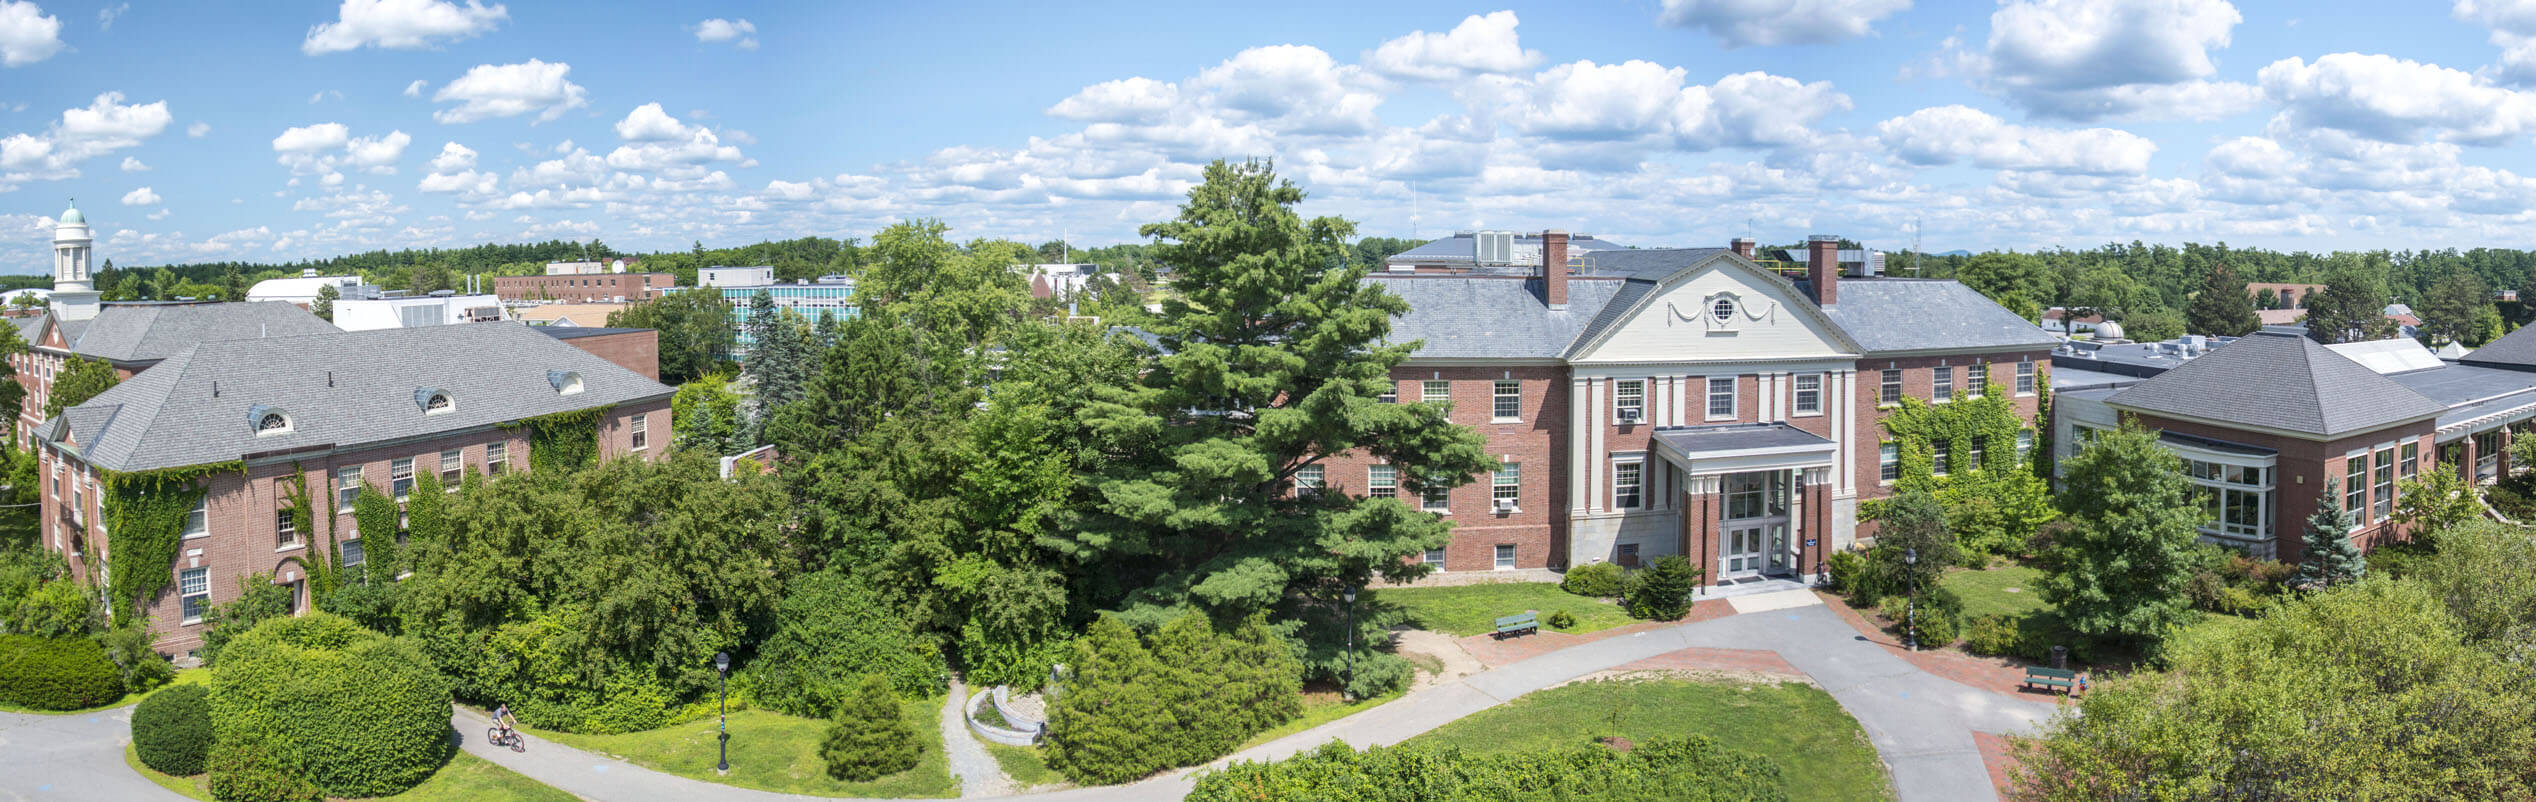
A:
<box><xmin>2023</xmin><ymin>666</ymin><xmax>2079</xmax><ymax>695</ymax></box>
<box><xmin>1494</xmin><ymin>612</ymin><xmax>1539</xmax><ymax>638</ymax></box>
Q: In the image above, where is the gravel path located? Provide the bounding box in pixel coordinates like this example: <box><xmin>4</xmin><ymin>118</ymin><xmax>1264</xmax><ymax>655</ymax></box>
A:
<box><xmin>942</xmin><ymin>680</ymin><xmax>1014</xmax><ymax>798</ymax></box>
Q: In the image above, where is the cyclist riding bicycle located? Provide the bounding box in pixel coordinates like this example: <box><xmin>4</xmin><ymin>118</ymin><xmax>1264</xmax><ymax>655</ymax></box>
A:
<box><xmin>492</xmin><ymin>703</ymin><xmax>518</xmax><ymax>740</ymax></box>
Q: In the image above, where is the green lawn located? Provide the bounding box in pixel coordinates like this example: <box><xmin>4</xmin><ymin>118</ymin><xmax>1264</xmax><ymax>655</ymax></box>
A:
<box><xmin>124</xmin><ymin>740</ymin><xmax>573</xmax><ymax>801</ymax></box>
<box><xmin>1236</xmin><ymin>687</ymin><xmax>1404</xmax><ymax>752</ymax></box>
<box><xmin>1</xmin><ymin>667</ymin><xmax>209</xmax><ymax>715</ymax></box>
<box><xmin>1407</xmin><ymin>677</ymin><xmax>1893</xmax><ymax>802</ymax></box>
<box><xmin>538</xmin><ymin>703</ymin><xmax>957</xmax><ymax>798</ymax></box>
<box><xmin>982</xmin><ymin>741</ymin><xmax>1058</xmax><ymax>789</ymax></box>
<box><xmin>1367</xmin><ymin>582</ymin><xmax>1635</xmax><ymax>636</ymax></box>
<box><xmin>1938</xmin><ymin>563</ymin><xmax>2049</xmax><ymax>621</ymax></box>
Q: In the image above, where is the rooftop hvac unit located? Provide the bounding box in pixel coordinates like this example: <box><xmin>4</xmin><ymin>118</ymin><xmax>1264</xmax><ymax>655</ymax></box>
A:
<box><xmin>1476</xmin><ymin>231</ymin><xmax>1515</xmax><ymax>265</ymax></box>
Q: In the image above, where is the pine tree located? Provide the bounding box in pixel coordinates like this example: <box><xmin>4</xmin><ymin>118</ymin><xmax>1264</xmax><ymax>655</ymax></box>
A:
<box><xmin>1071</xmin><ymin>159</ymin><xmax>1495</xmax><ymax>617</ymax></box>
<box><xmin>2186</xmin><ymin>264</ymin><xmax>2261</xmax><ymax>336</ymax></box>
<box><xmin>2295</xmin><ymin>503</ymin><xmax>2367</xmax><ymax>589</ymax></box>
<box><xmin>741</xmin><ymin>293</ymin><xmax>813</xmax><ymax>434</ymax></box>
<box><xmin>1627</xmin><ymin>555</ymin><xmax>1702</xmax><ymax>620</ymax></box>
<box><xmin>1045</xmin><ymin>616</ymin><xmax>1172</xmax><ymax>784</ymax></box>
<box><xmin>818</xmin><ymin>674</ymin><xmax>921</xmax><ymax>782</ymax></box>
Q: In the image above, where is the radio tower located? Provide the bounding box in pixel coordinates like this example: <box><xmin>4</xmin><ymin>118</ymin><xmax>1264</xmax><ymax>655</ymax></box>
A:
<box><xmin>1410</xmin><ymin>182</ymin><xmax>1421</xmax><ymax>240</ymax></box>
<box><xmin>1910</xmin><ymin>217</ymin><xmax>1924</xmax><ymax>277</ymax></box>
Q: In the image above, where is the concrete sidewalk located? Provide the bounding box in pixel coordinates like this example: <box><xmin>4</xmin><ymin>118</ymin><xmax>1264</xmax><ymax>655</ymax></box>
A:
<box><xmin>0</xmin><ymin>705</ymin><xmax>192</xmax><ymax>802</ymax></box>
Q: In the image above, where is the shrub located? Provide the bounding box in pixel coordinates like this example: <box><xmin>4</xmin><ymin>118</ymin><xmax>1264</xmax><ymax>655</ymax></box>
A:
<box><xmin>0</xmin><ymin>634</ymin><xmax>124</xmax><ymax>710</ymax></box>
<box><xmin>209</xmin><ymin>613</ymin><xmax>451</xmax><ymax>798</ymax></box>
<box><xmin>1187</xmin><ymin>736</ymin><xmax>1787</xmax><ymax>802</ymax></box>
<box><xmin>749</xmin><ymin>568</ymin><xmax>947</xmax><ymax>718</ymax></box>
<box><xmin>1626</xmin><ymin>555</ymin><xmax>1701</xmax><ymax>621</ymax></box>
<box><xmin>7</xmin><ymin>579</ymin><xmax>97</xmax><ymax>638</ymax></box>
<box><xmin>134</xmin><ymin>683</ymin><xmax>214</xmax><ymax>776</ymax></box>
<box><xmin>1824</xmin><ymin>549</ymin><xmax>1867</xmax><ymax>595</ymax></box>
<box><xmin>200</xmin><ymin>574</ymin><xmax>292</xmax><ymax>666</ymax></box>
<box><xmin>1879</xmin><ymin>589</ymin><xmax>1962</xmax><ymax>648</ymax></box>
<box><xmin>206</xmin><ymin>734</ymin><xmax>319</xmax><ymax>802</ymax></box>
<box><xmin>1963</xmin><ymin>615</ymin><xmax>2024</xmax><ymax>657</ymax></box>
<box><xmin>1560</xmin><ymin>562</ymin><xmax>1631</xmax><ymax>598</ymax></box>
<box><xmin>820</xmin><ymin>675</ymin><xmax>923</xmax><ymax>782</ymax></box>
<box><xmin>1546</xmin><ymin>609</ymin><xmax>1577</xmax><ymax>630</ymax></box>
<box><xmin>101</xmin><ymin>619</ymin><xmax>173</xmax><ymax>694</ymax></box>
<box><xmin>1046</xmin><ymin>613</ymin><xmax>1302</xmax><ymax>785</ymax></box>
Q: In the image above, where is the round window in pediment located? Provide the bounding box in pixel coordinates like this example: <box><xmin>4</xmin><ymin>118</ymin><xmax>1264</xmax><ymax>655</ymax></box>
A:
<box><xmin>1711</xmin><ymin>297</ymin><xmax>1735</xmax><ymax>322</ymax></box>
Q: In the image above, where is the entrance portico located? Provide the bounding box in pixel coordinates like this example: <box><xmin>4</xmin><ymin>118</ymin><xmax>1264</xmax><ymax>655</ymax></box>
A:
<box><xmin>1653</xmin><ymin>423</ymin><xmax>1838</xmax><ymax>589</ymax></box>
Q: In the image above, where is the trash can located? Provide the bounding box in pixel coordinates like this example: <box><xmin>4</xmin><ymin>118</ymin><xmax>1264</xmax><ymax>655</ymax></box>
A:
<box><xmin>2050</xmin><ymin>645</ymin><xmax>2068</xmax><ymax>669</ymax></box>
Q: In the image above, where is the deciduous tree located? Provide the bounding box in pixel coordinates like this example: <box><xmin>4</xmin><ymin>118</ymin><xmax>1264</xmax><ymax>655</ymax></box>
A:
<box><xmin>2037</xmin><ymin>424</ymin><xmax>2201</xmax><ymax>648</ymax></box>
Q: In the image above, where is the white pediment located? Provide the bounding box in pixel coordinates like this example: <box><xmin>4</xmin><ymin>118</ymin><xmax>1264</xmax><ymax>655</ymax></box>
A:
<box><xmin>1569</xmin><ymin>256</ymin><xmax>1859</xmax><ymax>364</ymax></box>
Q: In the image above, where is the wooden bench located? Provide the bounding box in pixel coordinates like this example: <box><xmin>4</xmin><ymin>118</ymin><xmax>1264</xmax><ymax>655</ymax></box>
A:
<box><xmin>1493</xmin><ymin>612</ymin><xmax>1539</xmax><ymax>638</ymax></box>
<box><xmin>2023</xmin><ymin>666</ymin><xmax>2079</xmax><ymax>695</ymax></box>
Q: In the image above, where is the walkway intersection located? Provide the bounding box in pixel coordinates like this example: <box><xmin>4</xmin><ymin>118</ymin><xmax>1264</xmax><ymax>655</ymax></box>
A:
<box><xmin>4</xmin><ymin>588</ymin><xmax>2063</xmax><ymax>802</ymax></box>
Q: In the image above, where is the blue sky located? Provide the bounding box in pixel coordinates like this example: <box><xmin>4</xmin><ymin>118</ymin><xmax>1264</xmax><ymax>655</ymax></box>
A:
<box><xmin>5</xmin><ymin>0</ymin><xmax>2536</xmax><ymax>270</ymax></box>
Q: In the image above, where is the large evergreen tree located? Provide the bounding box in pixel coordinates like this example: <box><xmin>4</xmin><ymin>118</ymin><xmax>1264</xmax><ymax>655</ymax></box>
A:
<box><xmin>740</xmin><ymin>292</ymin><xmax>813</xmax><ymax>432</ymax></box>
<box><xmin>1070</xmin><ymin>160</ymin><xmax>1495</xmax><ymax>617</ymax></box>
<box><xmin>2037</xmin><ymin>423</ymin><xmax>2202</xmax><ymax>647</ymax></box>
<box><xmin>2184</xmin><ymin>264</ymin><xmax>2260</xmax><ymax>336</ymax></box>
<box><xmin>2295</xmin><ymin>502</ymin><xmax>2366</xmax><ymax>589</ymax></box>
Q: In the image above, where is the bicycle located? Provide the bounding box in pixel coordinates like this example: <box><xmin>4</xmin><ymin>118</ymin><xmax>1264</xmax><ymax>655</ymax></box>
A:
<box><xmin>486</xmin><ymin>725</ymin><xmax>525</xmax><ymax>752</ymax></box>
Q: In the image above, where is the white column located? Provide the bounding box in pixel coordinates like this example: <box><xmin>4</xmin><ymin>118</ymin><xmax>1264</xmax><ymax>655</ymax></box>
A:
<box><xmin>1588</xmin><ymin>377</ymin><xmax>1607</xmax><ymax>511</ymax></box>
<box><xmin>1570</xmin><ymin>376</ymin><xmax>1592</xmax><ymax>514</ymax></box>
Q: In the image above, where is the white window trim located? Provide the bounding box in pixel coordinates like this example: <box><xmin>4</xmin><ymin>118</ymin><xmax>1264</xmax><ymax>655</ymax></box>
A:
<box><xmin>1491</xmin><ymin>380</ymin><xmax>1522</xmax><ymax>423</ymax></box>
<box><xmin>1493</xmin><ymin>543</ymin><xmax>1517</xmax><ymax>571</ymax></box>
<box><xmin>1614</xmin><ymin>379</ymin><xmax>1647</xmax><ymax>424</ymax></box>
<box><xmin>1932</xmin><ymin>365</ymin><xmax>1954</xmax><ymax>404</ymax></box>
<box><xmin>1492</xmin><ymin>462</ymin><xmax>1521</xmax><ymax>513</ymax></box>
<box><xmin>178</xmin><ymin>568</ymin><xmax>210</xmax><ymax>625</ymax></box>
<box><xmin>180</xmin><ymin>494</ymin><xmax>210</xmax><ymax>539</ymax></box>
<box><xmin>1704</xmin><ymin>376</ymin><xmax>1737</xmax><ymax>422</ymax></box>
<box><xmin>1878</xmin><ymin>441</ymin><xmax>1899</xmax><ymax>486</ymax></box>
<box><xmin>1792</xmin><ymin>373</ymin><xmax>1823</xmax><ymax>417</ymax></box>
<box><xmin>1612</xmin><ymin>459</ymin><xmax>1645</xmax><ymax>510</ymax></box>
<box><xmin>2015</xmin><ymin>361</ymin><xmax>2038</xmax><ymax>397</ymax></box>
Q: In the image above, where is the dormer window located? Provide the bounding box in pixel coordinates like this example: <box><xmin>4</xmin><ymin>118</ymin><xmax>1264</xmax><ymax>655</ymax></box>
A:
<box><xmin>427</xmin><ymin>394</ymin><xmax>451</xmax><ymax>413</ymax></box>
<box><xmin>250</xmin><ymin>404</ymin><xmax>292</xmax><ymax>436</ymax></box>
<box><xmin>548</xmin><ymin>370</ymin><xmax>584</xmax><ymax>396</ymax></box>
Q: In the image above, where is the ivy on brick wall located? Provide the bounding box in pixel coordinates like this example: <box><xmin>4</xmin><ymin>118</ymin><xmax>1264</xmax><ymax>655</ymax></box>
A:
<box><xmin>500</xmin><ymin>406</ymin><xmax>613</xmax><ymax>474</ymax></box>
<box><xmin>352</xmin><ymin>483</ymin><xmax>401</xmax><ymax>579</ymax></box>
<box><xmin>1865</xmin><ymin>379</ymin><xmax>2058</xmax><ymax>560</ymax></box>
<box><xmin>279</xmin><ymin>465</ymin><xmax>343</xmax><ymax>601</ymax></box>
<box><xmin>100</xmin><ymin>461</ymin><xmax>244</xmax><ymax>624</ymax></box>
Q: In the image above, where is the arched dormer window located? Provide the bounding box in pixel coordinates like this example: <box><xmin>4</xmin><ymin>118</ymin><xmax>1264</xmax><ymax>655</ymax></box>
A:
<box><xmin>415</xmin><ymin>388</ymin><xmax>455</xmax><ymax>415</ymax></box>
<box><xmin>250</xmin><ymin>404</ymin><xmax>292</xmax><ymax>436</ymax></box>
<box><xmin>547</xmin><ymin>370</ymin><xmax>584</xmax><ymax>396</ymax></box>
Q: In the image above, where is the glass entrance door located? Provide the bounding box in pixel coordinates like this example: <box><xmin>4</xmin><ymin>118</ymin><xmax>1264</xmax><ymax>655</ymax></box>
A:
<box><xmin>1723</xmin><ymin>525</ymin><xmax>1766</xmax><ymax>577</ymax></box>
<box><xmin>1765</xmin><ymin>524</ymin><xmax>1790</xmax><ymax>575</ymax></box>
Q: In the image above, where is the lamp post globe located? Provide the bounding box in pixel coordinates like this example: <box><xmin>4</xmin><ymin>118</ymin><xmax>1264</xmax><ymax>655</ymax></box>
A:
<box><xmin>714</xmin><ymin>651</ymin><xmax>731</xmax><ymax>773</ymax></box>
<box><xmin>1341</xmin><ymin>585</ymin><xmax>1360</xmax><ymax>701</ymax></box>
<box><xmin>1902</xmin><ymin>548</ymin><xmax>1919</xmax><ymax>652</ymax></box>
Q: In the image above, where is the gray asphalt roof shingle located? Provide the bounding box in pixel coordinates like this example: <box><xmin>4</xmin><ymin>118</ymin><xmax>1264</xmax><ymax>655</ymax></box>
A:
<box><xmin>2458</xmin><ymin>321</ymin><xmax>2536</xmax><ymax>371</ymax></box>
<box><xmin>2105</xmin><ymin>330</ymin><xmax>2448</xmax><ymax>437</ymax></box>
<box><xmin>1653</xmin><ymin>422</ymin><xmax>1836</xmax><ymax>455</ymax></box>
<box><xmin>46</xmin><ymin>303</ymin><xmax>340</xmax><ymax>364</ymax></box>
<box><xmin>1819</xmin><ymin>279</ymin><xmax>2061</xmax><ymax>354</ymax></box>
<box><xmin>1372</xmin><ymin>275</ymin><xmax>1626</xmax><ymax>359</ymax></box>
<box><xmin>52</xmin><ymin>322</ymin><xmax>672</xmax><ymax>472</ymax></box>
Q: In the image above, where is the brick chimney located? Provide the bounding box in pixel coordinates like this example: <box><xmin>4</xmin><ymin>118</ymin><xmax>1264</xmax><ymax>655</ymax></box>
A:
<box><xmin>1806</xmin><ymin>234</ymin><xmax>1839</xmax><ymax>306</ymax></box>
<box><xmin>1730</xmin><ymin>237</ymin><xmax>1755</xmax><ymax>259</ymax></box>
<box><xmin>1542</xmin><ymin>229</ymin><xmax>1570</xmax><ymax>310</ymax></box>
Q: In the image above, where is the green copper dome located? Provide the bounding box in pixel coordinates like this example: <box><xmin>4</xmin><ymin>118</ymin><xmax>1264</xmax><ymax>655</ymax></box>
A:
<box><xmin>59</xmin><ymin>200</ymin><xmax>83</xmax><ymax>225</ymax></box>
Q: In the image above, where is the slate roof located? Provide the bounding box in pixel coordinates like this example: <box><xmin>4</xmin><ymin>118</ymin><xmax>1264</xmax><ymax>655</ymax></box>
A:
<box><xmin>40</xmin><ymin>303</ymin><xmax>339</xmax><ymax>364</ymax></box>
<box><xmin>1653</xmin><ymin>422</ymin><xmax>1835</xmax><ymax>455</ymax></box>
<box><xmin>8</xmin><ymin>316</ymin><xmax>41</xmax><ymax>343</ymax></box>
<box><xmin>1819</xmin><ymin>279</ymin><xmax>2061</xmax><ymax>354</ymax></box>
<box><xmin>2105</xmin><ymin>330</ymin><xmax>2448</xmax><ymax>437</ymax></box>
<box><xmin>1373</xmin><ymin>275</ymin><xmax>1627</xmax><ymax>359</ymax></box>
<box><xmin>47</xmin><ymin>322</ymin><xmax>672</xmax><ymax>473</ymax></box>
<box><xmin>2458</xmin><ymin>320</ymin><xmax>2536</xmax><ymax>372</ymax></box>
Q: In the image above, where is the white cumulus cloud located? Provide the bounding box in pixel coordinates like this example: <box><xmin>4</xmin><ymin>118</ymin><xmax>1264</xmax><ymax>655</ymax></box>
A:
<box><xmin>431</xmin><ymin>59</ymin><xmax>588</xmax><ymax>124</ymax></box>
<box><xmin>425</xmin><ymin>141</ymin><xmax>474</xmax><ymax>172</ymax></box>
<box><xmin>403</xmin><ymin>79</ymin><xmax>427</xmax><ymax>97</ymax></box>
<box><xmin>303</xmin><ymin>0</ymin><xmax>507</xmax><ymax>55</ymax></box>
<box><xmin>120</xmin><ymin>186</ymin><xmax>157</xmax><ymax>205</ymax></box>
<box><xmin>1048</xmin><ymin>77</ymin><xmax>1180</xmax><ymax>124</ymax></box>
<box><xmin>2260</xmin><ymin>52</ymin><xmax>2536</xmax><ymax>145</ymax></box>
<box><xmin>120</xmin><ymin>156</ymin><xmax>146</xmax><ymax>171</ymax></box>
<box><xmin>1366</xmin><ymin>10</ymin><xmax>1540</xmax><ymax>81</ymax></box>
<box><xmin>186</xmin><ymin>121</ymin><xmax>209</xmax><ymax>137</ymax></box>
<box><xmin>0</xmin><ymin>0</ymin><xmax>63</xmax><ymax>67</ymax></box>
<box><xmin>693</xmin><ymin>18</ymin><xmax>755</xmax><ymax>49</ymax></box>
<box><xmin>1959</xmin><ymin>0</ymin><xmax>2258</xmax><ymax>121</ymax></box>
<box><xmin>1878</xmin><ymin>104</ymin><xmax>2157</xmax><ymax>175</ymax></box>
<box><xmin>1657</xmin><ymin>0</ymin><xmax>1909</xmax><ymax>47</ymax></box>
<box><xmin>0</xmin><ymin>91</ymin><xmax>172</xmax><ymax>180</ymax></box>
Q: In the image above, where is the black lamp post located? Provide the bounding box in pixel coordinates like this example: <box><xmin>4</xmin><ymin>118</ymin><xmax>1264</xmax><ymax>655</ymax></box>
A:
<box><xmin>1903</xmin><ymin>548</ymin><xmax>1919</xmax><ymax>651</ymax></box>
<box><xmin>713</xmin><ymin>651</ymin><xmax>731</xmax><ymax>774</ymax></box>
<box><xmin>1341</xmin><ymin>586</ymin><xmax>1359</xmax><ymax>702</ymax></box>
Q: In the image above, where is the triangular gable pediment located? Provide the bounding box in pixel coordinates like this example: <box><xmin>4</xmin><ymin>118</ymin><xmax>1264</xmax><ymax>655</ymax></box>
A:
<box><xmin>35</xmin><ymin>317</ymin><xmax>61</xmax><ymax>349</ymax></box>
<box><xmin>1566</xmin><ymin>253</ymin><xmax>1862</xmax><ymax>364</ymax></box>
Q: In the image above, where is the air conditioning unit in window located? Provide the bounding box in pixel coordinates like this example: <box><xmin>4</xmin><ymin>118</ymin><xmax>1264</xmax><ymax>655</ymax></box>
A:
<box><xmin>1493</xmin><ymin>497</ymin><xmax>1518</xmax><ymax>512</ymax></box>
<box><xmin>1617</xmin><ymin>409</ymin><xmax>1644</xmax><ymax>424</ymax></box>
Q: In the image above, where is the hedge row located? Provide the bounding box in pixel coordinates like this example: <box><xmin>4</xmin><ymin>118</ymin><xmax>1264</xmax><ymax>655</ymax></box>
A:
<box><xmin>0</xmin><ymin>634</ymin><xmax>124</xmax><ymax>710</ymax></box>
<box><xmin>208</xmin><ymin>613</ymin><xmax>451</xmax><ymax>798</ymax></box>
<box><xmin>1189</xmin><ymin>736</ymin><xmax>1788</xmax><ymax>801</ymax></box>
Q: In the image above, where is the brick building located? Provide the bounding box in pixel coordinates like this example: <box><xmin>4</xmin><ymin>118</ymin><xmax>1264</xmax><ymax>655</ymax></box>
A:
<box><xmin>11</xmin><ymin>302</ymin><xmax>342</xmax><ymax>444</ymax></box>
<box><xmin>493</xmin><ymin>272</ymin><xmax>675</xmax><ymax>303</ymax></box>
<box><xmin>536</xmin><ymin>326</ymin><xmax>662</xmax><ymax>380</ymax></box>
<box><xmin>1335</xmin><ymin>232</ymin><xmax>2055</xmax><ymax>588</ymax></box>
<box><xmin>34</xmin><ymin>323</ymin><xmax>674</xmax><ymax>658</ymax></box>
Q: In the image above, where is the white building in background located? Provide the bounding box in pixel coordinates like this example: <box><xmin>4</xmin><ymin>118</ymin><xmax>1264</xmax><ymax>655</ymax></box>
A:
<box><xmin>333</xmin><ymin>293</ymin><xmax>505</xmax><ymax>331</ymax></box>
<box><xmin>246</xmin><ymin>270</ymin><xmax>379</xmax><ymax>306</ymax></box>
<box><xmin>545</xmin><ymin>258</ymin><xmax>639</xmax><ymax>275</ymax></box>
<box><xmin>699</xmin><ymin>266</ymin><xmax>774</xmax><ymax>287</ymax></box>
<box><xmin>2</xmin><ymin>288</ymin><xmax>52</xmax><ymax>309</ymax></box>
<box><xmin>50</xmin><ymin>201</ymin><xmax>100</xmax><ymax>322</ymax></box>
<box><xmin>1025</xmin><ymin>263</ymin><xmax>1101</xmax><ymax>300</ymax></box>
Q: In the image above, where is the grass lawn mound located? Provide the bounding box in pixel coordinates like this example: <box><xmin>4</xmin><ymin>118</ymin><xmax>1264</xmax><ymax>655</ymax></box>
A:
<box><xmin>536</xmin><ymin>703</ymin><xmax>957</xmax><ymax>798</ymax></box>
<box><xmin>1367</xmin><ymin>583</ymin><xmax>1636</xmax><ymax>636</ymax></box>
<box><xmin>124</xmin><ymin>741</ymin><xmax>574</xmax><ymax>801</ymax></box>
<box><xmin>1406</xmin><ymin>676</ymin><xmax>1893</xmax><ymax>802</ymax></box>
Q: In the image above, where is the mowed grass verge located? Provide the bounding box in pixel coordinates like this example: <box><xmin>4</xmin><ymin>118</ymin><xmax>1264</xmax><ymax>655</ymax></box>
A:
<box><xmin>123</xmin><ymin>739</ymin><xmax>575</xmax><ymax>801</ymax></box>
<box><xmin>1366</xmin><ymin>582</ymin><xmax>1635</xmax><ymax>636</ymax></box>
<box><xmin>537</xmin><ymin>702</ymin><xmax>957</xmax><ymax>798</ymax></box>
<box><xmin>1937</xmin><ymin>563</ymin><xmax>2050</xmax><ymax>621</ymax></box>
<box><xmin>1406</xmin><ymin>676</ymin><xmax>1894</xmax><ymax>802</ymax></box>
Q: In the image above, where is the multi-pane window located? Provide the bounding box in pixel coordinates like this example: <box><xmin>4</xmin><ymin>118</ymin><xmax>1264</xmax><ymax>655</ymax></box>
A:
<box><xmin>2400</xmin><ymin>442</ymin><xmax>2418</xmax><ymax>480</ymax></box>
<box><xmin>440</xmin><ymin>449</ymin><xmax>462</xmax><ymax>486</ymax></box>
<box><xmin>1726</xmin><ymin>473</ymin><xmax>1768</xmax><ymax>519</ymax></box>
<box><xmin>1614</xmin><ymin>379</ymin><xmax>1646</xmax><ymax>422</ymax></box>
<box><xmin>1880</xmin><ymin>369</ymin><xmax>1902</xmax><ymax>404</ymax></box>
<box><xmin>341</xmin><ymin>537</ymin><xmax>366</xmax><ymax>567</ymax></box>
<box><xmin>1879</xmin><ymin>442</ymin><xmax>1900</xmax><ymax>482</ymax></box>
<box><xmin>1494</xmin><ymin>544</ymin><xmax>1516</xmax><ymax>570</ymax></box>
<box><xmin>276</xmin><ymin>508</ymin><xmax>298</xmax><ymax>547</ymax></box>
<box><xmin>2016</xmin><ymin>429</ymin><xmax>2034</xmax><ymax>464</ymax></box>
<box><xmin>1969</xmin><ymin>439</ymin><xmax>1986</xmax><ymax>470</ymax></box>
<box><xmin>1294</xmin><ymin>464</ymin><xmax>1324</xmax><ymax>494</ymax></box>
<box><xmin>2015</xmin><ymin>361</ymin><xmax>2037</xmax><ymax>395</ymax></box>
<box><xmin>1422</xmin><ymin>380</ymin><xmax>1450</xmax><ymax>404</ymax></box>
<box><xmin>2373</xmin><ymin>447</ymin><xmax>2396</xmax><ymax>520</ymax></box>
<box><xmin>631</xmin><ymin>416</ymin><xmax>649</xmax><ymax>451</ymax></box>
<box><xmin>1932</xmin><ymin>366</ymin><xmax>1954</xmax><ymax>402</ymax></box>
<box><xmin>1493</xmin><ymin>463</ymin><xmax>1520</xmax><ymax>508</ymax></box>
<box><xmin>486</xmin><ymin>442</ymin><xmax>508</xmax><ymax>475</ymax></box>
<box><xmin>2187</xmin><ymin>460</ymin><xmax>2270</xmax><ymax>541</ymax></box>
<box><xmin>391</xmin><ymin>458</ymin><xmax>415</xmax><ymax>500</ymax></box>
<box><xmin>1378</xmin><ymin>383</ymin><xmax>1399</xmax><ymax>404</ymax></box>
<box><xmin>1423</xmin><ymin>547</ymin><xmax>1447</xmax><ymax>566</ymax></box>
<box><xmin>1369</xmin><ymin>465</ymin><xmax>1397</xmax><ymax>499</ymax></box>
<box><xmin>1613</xmin><ymin>461</ymin><xmax>1644</xmax><ymax>509</ymax></box>
<box><xmin>2344</xmin><ymin>456</ymin><xmax>2367</xmax><ymax>520</ymax></box>
<box><xmin>180</xmin><ymin>568</ymin><xmax>210</xmax><ymax>624</ymax></box>
<box><xmin>1968</xmin><ymin>361</ymin><xmax>1988</xmax><ymax>398</ymax></box>
<box><xmin>337</xmin><ymin>466</ymin><xmax>362</xmax><ymax>508</ymax></box>
<box><xmin>1794</xmin><ymin>374</ymin><xmax>1822</xmax><ymax>415</ymax></box>
<box><xmin>1706</xmin><ymin>376</ymin><xmax>1736</xmax><ymax>419</ymax></box>
<box><xmin>69</xmin><ymin>481</ymin><xmax>81</xmax><ymax>525</ymax></box>
<box><xmin>182</xmin><ymin>494</ymin><xmax>208</xmax><ymax>537</ymax></box>
<box><xmin>1492</xmin><ymin>380</ymin><xmax>1521</xmax><ymax>420</ymax></box>
<box><xmin>1422</xmin><ymin>477</ymin><xmax>1451</xmax><ymax>512</ymax></box>
<box><xmin>1933</xmin><ymin>440</ymin><xmax>1952</xmax><ymax>476</ymax></box>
